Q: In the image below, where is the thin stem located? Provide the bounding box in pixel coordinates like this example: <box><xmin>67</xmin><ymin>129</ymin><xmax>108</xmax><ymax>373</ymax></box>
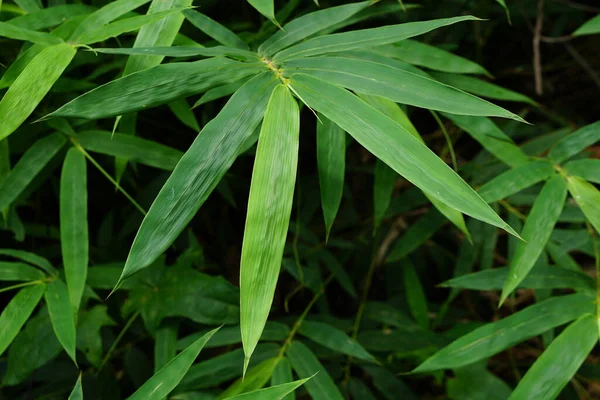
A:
<box><xmin>97</xmin><ymin>310</ymin><xmax>141</xmax><ymax>373</ymax></box>
<box><xmin>0</xmin><ymin>280</ymin><xmax>44</xmax><ymax>294</ymax></box>
<box><xmin>533</xmin><ymin>0</ymin><xmax>545</xmax><ymax>95</ymax></box>
<box><xmin>430</xmin><ymin>110</ymin><xmax>457</xmax><ymax>171</ymax></box>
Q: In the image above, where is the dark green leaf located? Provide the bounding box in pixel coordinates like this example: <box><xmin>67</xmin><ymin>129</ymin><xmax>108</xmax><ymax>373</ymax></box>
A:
<box><xmin>45</xmin><ymin>279</ymin><xmax>77</xmax><ymax>364</ymax></box>
<box><xmin>478</xmin><ymin>160</ymin><xmax>555</xmax><ymax>203</ymax></box>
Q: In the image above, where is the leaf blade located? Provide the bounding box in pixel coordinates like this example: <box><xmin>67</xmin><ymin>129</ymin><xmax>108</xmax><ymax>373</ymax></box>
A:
<box><xmin>45</xmin><ymin>279</ymin><xmax>77</xmax><ymax>364</ymax></box>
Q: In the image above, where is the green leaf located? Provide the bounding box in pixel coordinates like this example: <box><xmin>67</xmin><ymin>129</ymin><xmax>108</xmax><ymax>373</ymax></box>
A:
<box><xmin>12</xmin><ymin>0</ymin><xmax>41</xmax><ymax>13</ymax></box>
<box><xmin>68</xmin><ymin>374</ymin><xmax>83</xmax><ymax>400</ymax></box>
<box><xmin>500</xmin><ymin>175</ymin><xmax>567</xmax><ymax>304</ymax></box>
<box><xmin>384</xmin><ymin>40</ymin><xmax>490</xmax><ymax>75</ymax></box>
<box><xmin>443</xmin><ymin>114</ymin><xmax>529</xmax><ymax>168</ymax></box>
<box><xmin>7</xmin><ymin>5</ymin><xmax>93</xmax><ymax>30</ymax></box>
<box><xmin>184</xmin><ymin>9</ymin><xmax>247</xmax><ymax>49</ymax></box>
<box><xmin>286</xmin><ymin>57</ymin><xmax>523</xmax><ymax>121</ymax></box>
<box><xmin>248</xmin><ymin>0</ymin><xmax>275</xmax><ymax>22</ymax></box>
<box><xmin>222</xmin><ymin>378</ymin><xmax>311</xmax><ymax>400</ymax></box>
<box><xmin>60</xmin><ymin>148</ymin><xmax>88</xmax><ymax>314</ymax></box>
<box><xmin>348</xmin><ymin>378</ymin><xmax>378</xmax><ymax>400</ymax></box>
<box><xmin>0</xmin><ymin>43</ymin><xmax>75</xmax><ymax>141</ymax></box>
<box><xmin>288</xmin><ymin>74</ymin><xmax>516</xmax><ymax>237</ymax></box>
<box><xmin>194</xmin><ymin>79</ymin><xmax>248</xmax><ymax>107</ymax></box>
<box><xmin>258</xmin><ymin>1</ymin><xmax>370</xmax><ymax>56</ymax></box>
<box><xmin>286</xmin><ymin>340</ymin><xmax>344</xmax><ymax>400</ymax></box>
<box><xmin>431</xmin><ymin>73</ymin><xmax>537</xmax><ymax>105</ymax></box>
<box><xmin>564</xmin><ymin>159</ymin><xmax>600</xmax><ymax>184</ymax></box>
<box><xmin>271</xmin><ymin>357</ymin><xmax>295</xmax><ymax>400</ymax></box>
<box><xmin>49</xmin><ymin>58</ymin><xmax>262</xmax><ymax>120</ymax></box>
<box><xmin>93</xmin><ymin>45</ymin><xmax>258</xmax><ymax>60</ymax></box>
<box><xmin>573</xmin><ymin>14</ymin><xmax>600</xmax><ymax>36</ymax></box>
<box><xmin>362</xmin><ymin>365</ymin><xmax>417</xmax><ymax>400</ymax></box>
<box><xmin>76</xmin><ymin>305</ymin><xmax>116</xmax><ymax>366</ymax></box>
<box><xmin>76</xmin><ymin>130</ymin><xmax>183</xmax><ymax>171</ymax></box>
<box><xmin>0</xmin><ymin>21</ymin><xmax>63</xmax><ymax>44</ymax></box>
<box><xmin>177</xmin><ymin>322</ymin><xmax>289</xmax><ymax>350</ymax></box>
<box><xmin>274</xmin><ymin>16</ymin><xmax>481</xmax><ymax>62</ymax></box>
<box><xmin>317</xmin><ymin>114</ymin><xmax>345</xmax><ymax>240</ymax></box>
<box><xmin>478</xmin><ymin>160</ymin><xmax>555</xmax><ymax>203</ymax></box>
<box><xmin>218</xmin><ymin>357</ymin><xmax>278</xmax><ymax>399</ymax></box>
<box><xmin>413</xmin><ymin>293</ymin><xmax>594</xmax><ymax>372</ymax></box>
<box><xmin>441</xmin><ymin>264</ymin><xmax>594</xmax><ymax>294</ymax></box>
<box><xmin>169</xmin><ymin>99</ymin><xmax>200</xmax><ymax>131</ymax></box>
<box><xmin>124</xmin><ymin>0</ymin><xmax>194</xmax><ymax>75</ymax></box>
<box><xmin>548</xmin><ymin>120</ymin><xmax>600</xmax><ymax>163</ymax></box>
<box><xmin>387</xmin><ymin>210</ymin><xmax>447</xmax><ymax>262</ymax></box>
<box><xmin>155</xmin><ymin>323</ymin><xmax>178</xmax><ymax>372</ymax></box>
<box><xmin>447</xmin><ymin>362</ymin><xmax>511</xmax><ymax>400</ymax></box>
<box><xmin>69</xmin><ymin>0</ymin><xmax>151</xmax><ymax>42</ymax></box>
<box><xmin>128</xmin><ymin>327</ymin><xmax>219</xmax><ymax>400</ymax></box>
<box><xmin>0</xmin><ymin>283</ymin><xmax>46</xmax><ymax>357</ymax></box>
<box><xmin>403</xmin><ymin>259</ymin><xmax>428</xmax><ymax>329</ymax></box>
<box><xmin>0</xmin><ymin>261</ymin><xmax>45</xmax><ymax>281</ymax></box>
<box><xmin>0</xmin><ymin>249</ymin><xmax>57</xmax><ymax>275</ymax></box>
<box><xmin>508</xmin><ymin>315</ymin><xmax>597</xmax><ymax>399</ymax></box>
<box><xmin>495</xmin><ymin>0</ymin><xmax>511</xmax><ymax>24</ymax></box>
<box><xmin>240</xmin><ymin>84</ymin><xmax>299</xmax><ymax>372</ymax></box>
<box><xmin>567</xmin><ymin>176</ymin><xmax>600</xmax><ymax>235</ymax></box>
<box><xmin>373</xmin><ymin>159</ymin><xmax>396</xmax><ymax>233</ymax></box>
<box><xmin>44</xmin><ymin>279</ymin><xmax>77</xmax><ymax>364</ymax></box>
<box><xmin>298</xmin><ymin>320</ymin><xmax>377</xmax><ymax>362</ymax></box>
<box><xmin>76</xmin><ymin>7</ymin><xmax>187</xmax><ymax>45</ymax></box>
<box><xmin>117</xmin><ymin>72</ymin><xmax>277</xmax><ymax>286</ymax></box>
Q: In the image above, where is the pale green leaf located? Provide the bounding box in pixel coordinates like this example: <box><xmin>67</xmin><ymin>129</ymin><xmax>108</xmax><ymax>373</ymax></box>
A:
<box><xmin>573</xmin><ymin>14</ymin><xmax>600</xmax><ymax>36</ymax></box>
<box><xmin>128</xmin><ymin>327</ymin><xmax>219</xmax><ymax>400</ymax></box>
<box><xmin>500</xmin><ymin>175</ymin><xmax>567</xmax><ymax>304</ymax></box>
<box><xmin>567</xmin><ymin>176</ymin><xmax>600</xmax><ymax>235</ymax></box>
<box><xmin>0</xmin><ymin>283</ymin><xmax>46</xmax><ymax>357</ymax></box>
<box><xmin>45</xmin><ymin>279</ymin><xmax>77</xmax><ymax>364</ymax></box>
<box><xmin>60</xmin><ymin>148</ymin><xmax>88</xmax><ymax>314</ymax></box>
<box><xmin>223</xmin><ymin>378</ymin><xmax>311</xmax><ymax>400</ymax></box>
<box><xmin>7</xmin><ymin>4</ymin><xmax>93</xmax><ymax>30</ymax></box>
<box><xmin>218</xmin><ymin>358</ymin><xmax>279</xmax><ymax>399</ymax></box>
<box><xmin>0</xmin><ymin>43</ymin><xmax>75</xmax><ymax>140</ymax></box>
<box><xmin>508</xmin><ymin>315</ymin><xmax>597</xmax><ymax>399</ymax></box>
<box><xmin>240</xmin><ymin>84</ymin><xmax>299</xmax><ymax>371</ymax></box>
<box><xmin>0</xmin><ymin>20</ymin><xmax>63</xmax><ymax>44</ymax></box>
<box><xmin>0</xmin><ymin>261</ymin><xmax>45</xmax><ymax>281</ymax></box>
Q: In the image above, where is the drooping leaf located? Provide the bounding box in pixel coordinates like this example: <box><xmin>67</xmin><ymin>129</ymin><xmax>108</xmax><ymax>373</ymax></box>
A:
<box><xmin>567</xmin><ymin>176</ymin><xmax>600</xmax><ymax>235</ymax></box>
<box><xmin>0</xmin><ymin>21</ymin><xmax>63</xmax><ymax>44</ymax></box>
<box><xmin>68</xmin><ymin>374</ymin><xmax>83</xmax><ymax>400</ymax></box>
<box><xmin>273</xmin><ymin>16</ymin><xmax>481</xmax><ymax>62</ymax></box>
<box><xmin>44</xmin><ymin>279</ymin><xmax>77</xmax><ymax>364</ymax></box>
<box><xmin>0</xmin><ymin>249</ymin><xmax>57</xmax><ymax>275</ymax></box>
<box><xmin>548</xmin><ymin>120</ymin><xmax>600</xmax><ymax>163</ymax></box>
<box><xmin>500</xmin><ymin>175</ymin><xmax>567</xmax><ymax>304</ymax></box>
<box><xmin>285</xmin><ymin>57</ymin><xmax>523</xmax><ymax>121</ymax></box>
<box><xmin>184</xmin><ymin>9</ymin><xmax>247</xmax><ymax>49</ymax></box>
<box><xmin>477</xmin><ymin>160</ymin><xmax>555</xmax><ymax>203</ymax></box>
<box><xmin>403</xmin><ymin>259</ymin><xmax>429</xmax><ymax>329</ymax></box>
<box><xmin>6</xmin><ymin>4</ymin><xmax>93</xmax><ymax>31</ymax></box>
<box><xmin>286</xmin><ymin>341</ymin><xmax>344</xmax><ymax>400</ymax></box>
<box><xmin>288</xmin><ymin>74</ymin><xmax>516</xmax><ymax>236</ymax></box>
<box><xmin>0</xmin><ymin>43</ymin><xmax>75</xmax><ymax>140</ymax></box>
<box><xmin>0</xmin><ymin>283</ymin><xmax>46</xmax><ymax>357</ymax></box>
<box><xmin>298</xmin><ymin>320</ymin><xmax>377</xmax><ymax>362</ymax></box>
<box><xmin>508</xmin><ymin>315</ymin><xmax>597</xmax><ymax>399</ymax></box>
<box><xmin>49</xmin><ymin>58</ymin><xmax>263</xmax><ymax>120</ymax></box>
<box><xmin>316</xmin><ymin>114</ymin><xmax>345</xmax><ymax>240</ymax></box>
<box><xmin>573</xmin><ymin>14</ymin><xmax>600</xmax><ymax>36</ymax></box>
<box><xmin>127</xmin><ymin>328</ymin><xmax>219</xmax><ymax>399</ymax></box>
<box><xmin>248</xmin><ymin>0</ymin><xmax>275</xmax><ymax>22</ymax></box>
<box><xmin>222</xmin><ymin>378</ymin><xmax>311</xmax><ymax>400</ymax></box>
<box><xmin>442</xmin><ymin>114</ymin><xmax>529</xmax><ymax>168</ymax></box>
<box><xmin>413</xmin><ymin>293</ymin><xmax>594</xmax><ymax>372</ymax></box>
<box><xmin>12</xmin><ymin>0</ymin><xmax>41</xmax><ymax>13</ymax></box>
<box><xmin>240</xmin><ymin>84</ymin><xmax>299</xmax><ymax>372</ymax></box>
<box><xmin>564</xmin><ymin>159</ymin><xmax>600</xmax><ymax>184</ymax></box>
<box><xmin>60</xmin><ymin>148</ymin><xmax>88</xmax><ymax>314</ymax></box>
<box><xmin>0</xmin><ymin>261</ymin><xmax>45</xmax><ymax>281</ymax></box>
<box><xmin>258</xmin><ymin>1</ymin><xmax>370</xmax><ymax>56</ymax></box>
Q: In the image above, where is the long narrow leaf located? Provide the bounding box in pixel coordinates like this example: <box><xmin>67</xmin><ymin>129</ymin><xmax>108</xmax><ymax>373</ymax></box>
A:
<box><xmin>184</xmin><ymin>9</ymin><xmax>247</xmax><ymax>49</ymax></box>
<box><xmin>548</xmin><ymin>120</ymin><xmax>600</xmax><ymax>163</ymax></box>
<box><xmin>567</xmin><ymin>176</ymin><xmax>600</xmax><ymax>235</ymax></box>
<box><xmin>564</xmin><ymin>159</ymin><xmax>600</xmax><ymax>184</ymax></box>
<box><xmin>478</xmin><ymin>160</ymin><xmax>555</xmax><ymax>203</ymax></box>
<box><xmin>0</xmin><ymin>21</ymin><xmax>63</xmax><ymax>44</ymax></box>
<box><xmin>223</xmin><ymin>378</ymin><xmax>311</xmax><ymax>400</ymax></box>
<box><xmin>45</xmin><ymin>279</ymin><xmax>77</xmax><ymax>364</ymax></box>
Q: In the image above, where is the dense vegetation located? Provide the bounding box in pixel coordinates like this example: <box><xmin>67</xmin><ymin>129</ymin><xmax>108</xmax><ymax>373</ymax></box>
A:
<box><xmin>1</xmin><ymin>0</ymin><xmax>599</xmax><ymax>399</ymax></box>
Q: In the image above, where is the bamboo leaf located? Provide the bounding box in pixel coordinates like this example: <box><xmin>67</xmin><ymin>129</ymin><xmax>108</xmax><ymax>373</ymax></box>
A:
<box><xmin>0</xmin><ymin>283</ymin><xmax>46</xmax><ymax>357</ymax></box>
<box><xmin>168</xmin><ymin>98</ymin><xmax>200</xmax><ymax>131</ymax></box>
<box><xmin>0</xmin><ymin>133</ymin><xmax>66</xmax><ymax>211</ymax></box>
<box><xmin>223</xmin><ymin>378</ymin><xmax>311</xmax><ymax>400</ymax></box>
<box><xmin>128</xmin><ymin>327</ymin><xmax>219</xmax><ymax>400</ymax></box>
<box><xmin>387</xmin><ymin>210</ymin><xmax>447</xmax><ymax>262</ymax></box>
<box><xmin>573</xmin><ymin>14</ymin><xmax>600</xmax><ymax>36</ymax></box>
<box><xmin>286</xmin><ymin>57</ymin><xmax>523</xmax><ymax>121</ymax></box>
<box><xmin>478</xmin><ymin>160</ymin><xmax>555</xmax><ymax>203</ymax></box>
<box><xmin>44</xmin><ymin>279</ymin><xmax>77</xmax><ymax>364</ymax></box>
<box><xmin>508</xmin><ymin>315</ymin><xmax>597</xmax><ymax>399</ymax></box>
<box><xmin>0</xmin><ymin>249</ymin><xmax>57</xmax><ymax>275</ymax></box>
<box><xmin>567</xmin><ymin>176</ymin><xmax>600</xmax><ymax>235</ymax></box>
<box><xmin>564</xmin><ymin>159</ymin><xmax>600</xmax><ymax>184</ymax></box>
<box><xmin>548</xmin><ymin>120</ymin><xmax>600</xmax><ymax>163</ymax></box>
<box><xmin>317</xmin><ymin>114</ymin><xmax>345</xmax><ymax>240</ymax></box>
<box><xmin>12</xmin><ymin>0</ymin><xmax>41</xmax><ymax>13</ymax></box>
<box><xmin>0</xmin><ymin>43</ymin><xmax>75</xmax><ymax>140</ymax></box>
<box><xmin>403</xmin><ymin>259</ymin><xmax>428</xmax><ymax>329</ymax></box>
<box><xmin>0</xmin><ymin>21</ymin><xmax>63</xmax><ymax>44</ymax></box>
<box><xmin>60</xmin><ymin>148</ymin><xmax>88</xmax><ymax>314</ymax></box>
<box><xmin>154</xmin><ymin>324</ymin><xmax>178</xmax><ymax>372</ymax></box>
<box><xmin>184</xmin><ymin>9</ymin><xmax>247</xmax><ymax>49</ymax></box>
<box><xmin>373</xmin><ymin>159</ymin><xmax>396</xmax><ymax>233</ymax></box>
<box><xmin>258</xmin><ymin>1</ymin><xmax>370</xmax><ymax>56</ymax></box>
<box><xmin>240</xmin><ymin>84</ymin><xmax>299</xmax><ymax>372</ymax></box>
<box><xmin>7</xmin><ymin>4</ymin><xmax>93</xmax><ymax>31</ymax></box>
<box><xmin>49</xmin><ymin>58</ymin><xmax>262</xmax><ymax>119</ymax></box>
<box><xmin>274</xmin><ymin>16</ymin><xmax>481</xmax><ymax>62</ymax></box>
<box><xmin>413</xmin><ymin>293</ymin><xmax>594</xmax><ymax>372</ymax></box>
<box><xmin>0</xmin><ymin>261</ymin><xmax>45</xmax><ymax>281</ymax></box>
<box><xmin>271</xmin><ymin>357</ymin><xmax>295</xmax><ymax>400</ymax></box>
<box><xmin>77</xmin><ymin>130</ymin><xmax>183</xmax><ymax>171</ymax></box>
<box><xmin>500</xmin><ymin>175</ymin><xmax>567</xmax><ymax>304</ymax></box>
<box><xmin>117</xmin><ymin>73</ymin><xmax>277</xmax><ymax>284</ymax></box>
<box><xmin>218</xmin><ymin>358</ymin><xmax>279</xmax><ymax>399</ymax></box>
<box><xmin>299</xmin><ymin>320</ymin><xmax>377</xmax><ymax>362</ymax></box>
<box><xmin>93</xmin><ymin>45</ymin><xmax>258</xmax><ymax>60</ymax></box>
<box><xmin>287</xmin><ymin>340</ymin><xmax>344</xmax><ymax>400</ymax></box>
<box><xmin>68</xmin><ymin>374</ymin><xmax>83</xmax><ymax>400</ymax></box>
<box><xmin>248</xmin><ymin>0</ymin><xmax>276</xmax><ymax>23</ymax></box>
<box><xmin>288</xmin><ymin>74</ymin><xmax>517</xmax><ymax>237</ymax></box>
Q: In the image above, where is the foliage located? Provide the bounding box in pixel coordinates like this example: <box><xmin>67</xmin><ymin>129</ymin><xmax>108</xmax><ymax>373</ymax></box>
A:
<box><xmin>0</xmin><ymin>0</ymin><xmax>599</xmax><ymax>399</ymax></box>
